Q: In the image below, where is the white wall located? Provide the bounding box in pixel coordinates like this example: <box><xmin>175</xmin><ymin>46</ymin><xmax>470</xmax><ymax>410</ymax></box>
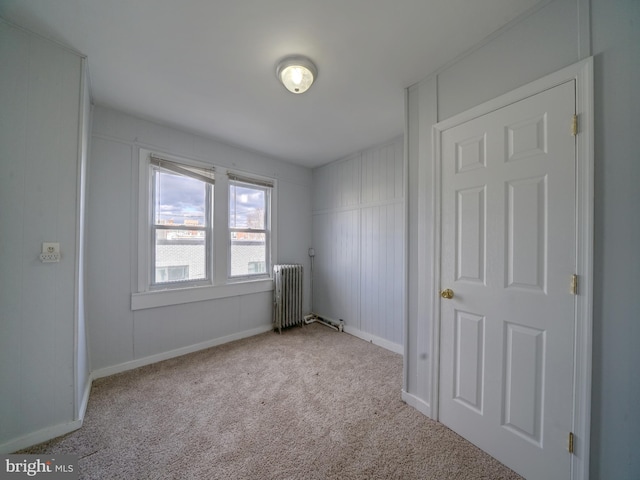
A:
<box><xmin>312</xmin><ymin>138</ymin><xmax>404</xmax><ymax>353</ymax></box>
<box><xmin>87</xmin><ymin>106</ymin><xmax>313</xmax><ymax>374</ymax></box>
<box><xmin>405</xmin><ymin>0</ymin><xmax>640</xmax><ymax>478</ymax></box>
<box><xmin>589</xmin><ymin>1</ymin><xmax>640</xmax><ymax>477</ymax></box>
<box><xmin>0</xmin><ymin>19</ymin><xmax>88</xmax><ymax>452</ymax></box>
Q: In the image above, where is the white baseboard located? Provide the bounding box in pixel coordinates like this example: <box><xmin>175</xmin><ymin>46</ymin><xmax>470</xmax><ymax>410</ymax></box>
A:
<box><xmin>5</xmin><ymin>322</ymin><xmax>403</xmax><ymax>453</ymax></box>
<box><xmin>402</xmin><ymin>390</ymin><xmax>432</xmax><ymax>418</ymax></box>
<box><xmin>306</xmin><ymin>313</ymin><xmax>403</xmax><ymax>355</ymax></box>
<box><xmin>1</xmin><ymin>375</ymin><xmax>92</xmax><ymax>454</ymax></box>
<box><xmin>0</xmin><ymin>419</ymin><xmax>83</xmax><ymax>454</ymax></box>
<box><xmin>92</xmin><ymin>324</ymin><xmax>273</xmax><ymax>379</ymax></box>
<box><xmin>1</xmin><ymin>324</ymin><xmax>274</xmax><ymax>453</ymax></box>
<box><xmin>339</xmin><ymin>324</ymin><xmax>403</xmax><ymax>355</ymax></box>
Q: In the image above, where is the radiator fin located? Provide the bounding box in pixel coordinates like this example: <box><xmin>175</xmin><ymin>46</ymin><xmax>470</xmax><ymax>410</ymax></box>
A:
<box><xmin>273</xmin><ymin>264</ymin><xmax>303</xmax><ymax>333</ymax></box>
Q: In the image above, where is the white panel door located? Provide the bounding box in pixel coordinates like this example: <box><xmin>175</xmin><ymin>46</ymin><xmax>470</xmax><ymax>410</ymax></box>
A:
<box><xmin>439</xmin><ymin>81</ymin><xmax>576</xmax><ymax>480</ymax></box>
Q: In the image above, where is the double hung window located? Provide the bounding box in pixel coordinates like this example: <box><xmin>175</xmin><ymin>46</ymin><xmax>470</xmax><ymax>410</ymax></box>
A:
<box><xmin>150</xmin><ymin>156</ymin><xmax>214</xmax><ymax>287</ymax></box>
<box><xmin>137</xmin><ymin>151</ymin><xmax>275</xmax><ymax>308</ymax></box>
<box><xmin>228</xmin><ymin>174</ymin><xmax>272</xmax><ymax>278</ymax></box>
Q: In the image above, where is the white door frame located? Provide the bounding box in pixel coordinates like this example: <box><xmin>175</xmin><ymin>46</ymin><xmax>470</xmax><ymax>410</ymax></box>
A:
<box><xmin>430</xmin><ymin>57</ymin><xmax>593</xmax><ymax>480</ymax></box>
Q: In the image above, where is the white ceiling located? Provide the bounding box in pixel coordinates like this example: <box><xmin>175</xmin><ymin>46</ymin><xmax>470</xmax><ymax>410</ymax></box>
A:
<box><xmin>0</xmin><ymin>0</ymin><xmax>543</xmax><ymax>167</ymax></box>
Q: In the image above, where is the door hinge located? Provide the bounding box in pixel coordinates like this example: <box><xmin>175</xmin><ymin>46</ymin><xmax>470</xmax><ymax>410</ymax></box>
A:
<box><xmin>571</xmin><ymin>114</ymin><xmax>578</xmax><ymax>136</ymax></box>
<box><xmin>571</xmin><ymin>274</ymin><xmax>579</xmax><ymax>295</ymax></box>
<box><xmin>568</xmin><ymin>432</ymin><xmax>575</xmax><ymax>454</ymax></box>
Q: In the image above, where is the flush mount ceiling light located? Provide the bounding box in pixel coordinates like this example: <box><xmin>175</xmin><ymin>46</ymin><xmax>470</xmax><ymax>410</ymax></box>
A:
<box><xmin>276</xmin><ymin>56</ymin><xmax>317</xmax><ymax>94</ymax></box>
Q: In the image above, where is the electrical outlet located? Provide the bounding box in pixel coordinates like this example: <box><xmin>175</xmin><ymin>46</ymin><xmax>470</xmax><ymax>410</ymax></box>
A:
<box><xmin>40</xmin><ymin>242</ymin><xmax>61</xmax><ymax>263</ymax></box>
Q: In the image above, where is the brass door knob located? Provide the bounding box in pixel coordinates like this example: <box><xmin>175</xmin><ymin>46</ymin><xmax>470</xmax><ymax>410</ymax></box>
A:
<box><xmin>440</xmin><ymin>288</ymin><xmax>454</xmax><ymax>299</ymax></box>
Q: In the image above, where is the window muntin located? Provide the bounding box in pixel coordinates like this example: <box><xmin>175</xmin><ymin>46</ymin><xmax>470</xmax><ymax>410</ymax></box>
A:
<box><xmin>228</xmin><ymin>178</ymin><xmax>271</xmax><ymax>278</ymax></box>
<box><xmin>150</xmin><ymin>160</ymin><xmax>213</xmax><ymax>287</ymax></box>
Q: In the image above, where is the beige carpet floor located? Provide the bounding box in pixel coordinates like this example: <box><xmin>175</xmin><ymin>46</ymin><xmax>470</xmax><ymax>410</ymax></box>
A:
<box><xmin>23</xmin><ymin>323</ymin><xmax>522</xmax><ymax>479</ymax></box>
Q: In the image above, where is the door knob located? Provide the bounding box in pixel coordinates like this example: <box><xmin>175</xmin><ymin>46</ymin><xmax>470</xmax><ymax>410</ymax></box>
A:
<box><xmin>440</xmin><ymin>288</ymin><xmax>454</xmax><ymax>299</ymax></box>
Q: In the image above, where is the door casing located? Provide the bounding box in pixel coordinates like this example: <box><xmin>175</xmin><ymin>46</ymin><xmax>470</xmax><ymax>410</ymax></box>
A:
<box><xmin>430</xmin><ymin>57</ymin><xmax>593</xmax><ymax>480</ymax></box>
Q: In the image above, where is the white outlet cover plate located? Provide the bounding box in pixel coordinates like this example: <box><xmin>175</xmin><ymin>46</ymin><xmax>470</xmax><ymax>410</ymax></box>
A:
<box><xmin>42</xmin><ymin>242</ymin><xmax>60</xmax><ymax>254</ymax></box>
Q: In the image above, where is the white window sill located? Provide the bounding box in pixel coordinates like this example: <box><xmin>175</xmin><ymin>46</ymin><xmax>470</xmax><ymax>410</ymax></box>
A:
<box><xmin>131</xmin><ymin>278</ymin><xmax>273</xmax><ymax>310</ymax></box>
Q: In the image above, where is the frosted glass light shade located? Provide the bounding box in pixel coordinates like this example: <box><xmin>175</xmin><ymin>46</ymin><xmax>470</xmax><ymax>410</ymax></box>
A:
<box><xmin>276</xmin><ymin>56</ymin><xmax>317</xmax><ymax>94</ymax></box>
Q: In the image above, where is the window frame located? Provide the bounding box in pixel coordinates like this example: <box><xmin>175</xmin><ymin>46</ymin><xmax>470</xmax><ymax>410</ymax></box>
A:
<box><xmin>149</xmin><ymin>159</ymin><xmax>213</xmax><ymax>289</ymax></box>
<box><xmin>227</xmin><ymin>175</ymin><xmax>272</xmax><ymax>281</ymax></box>
<box><xmin>134</xmin><ymin>149</ymin><xmax>277</xmax><ymax>311</ymax></box>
